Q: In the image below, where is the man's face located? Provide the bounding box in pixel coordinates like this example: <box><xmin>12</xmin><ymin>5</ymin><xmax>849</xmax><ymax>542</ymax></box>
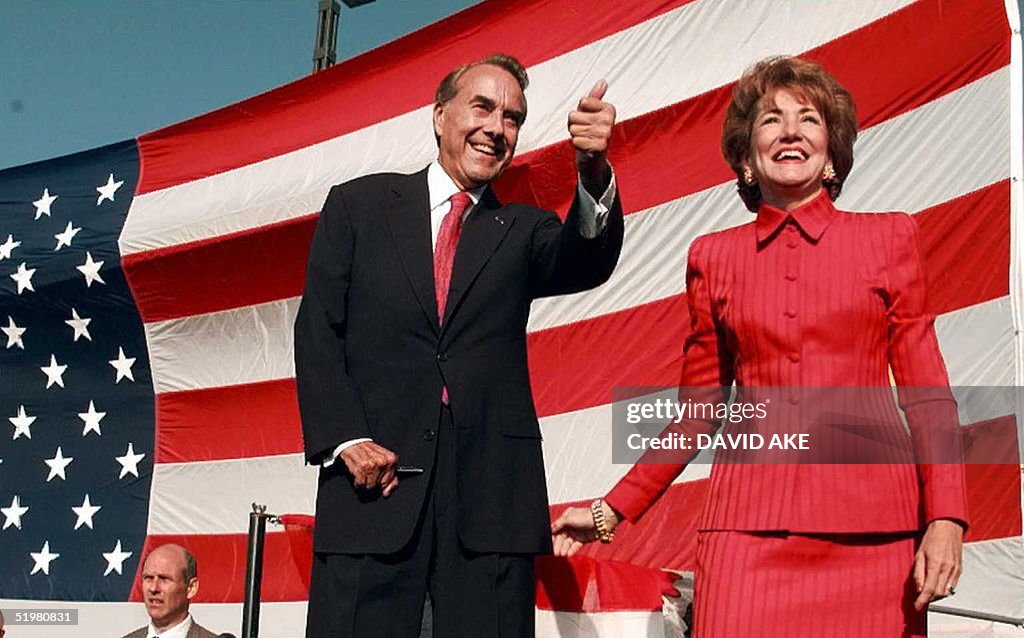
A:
<box><xmin>141</xmin><ymin>547</ymin><xmax>197</xmax><ymax>630</ymax></box>
<box><xmin>433</xmin><ymin>64</ymin><xmax>526</xmax><ymax>191</ymax></box>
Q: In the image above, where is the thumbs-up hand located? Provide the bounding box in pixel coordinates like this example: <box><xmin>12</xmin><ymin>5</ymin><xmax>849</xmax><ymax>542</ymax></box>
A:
<box><xmin>569</xmin><ymin>80</ymin><xmax>616</xmax><ymax>196</ymax></box>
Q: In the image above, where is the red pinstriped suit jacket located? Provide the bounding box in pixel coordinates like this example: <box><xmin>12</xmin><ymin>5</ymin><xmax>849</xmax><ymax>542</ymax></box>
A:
<box><xmin>606</xmin><ymin>191</ymin><xmax>968</xmax><ymax>533</ymax></box>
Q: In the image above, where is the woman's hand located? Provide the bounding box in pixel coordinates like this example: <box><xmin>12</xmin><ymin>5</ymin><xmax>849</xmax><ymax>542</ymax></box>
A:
<box><xmin>550</xmin><ymin>500</ymin><xmax>621</xmax><ymax>556</ymax></box>
<box><xmin>913</xmin><ymin>518</ymin><xmax>964</xmax><ymax>611</ymax></box>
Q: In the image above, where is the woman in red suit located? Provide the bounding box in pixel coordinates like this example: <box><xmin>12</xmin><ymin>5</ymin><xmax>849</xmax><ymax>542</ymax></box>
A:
<box><xmin>551</xmin><ymin>56</ymin><xmax>968</xmax><ymax>637</ymax></box>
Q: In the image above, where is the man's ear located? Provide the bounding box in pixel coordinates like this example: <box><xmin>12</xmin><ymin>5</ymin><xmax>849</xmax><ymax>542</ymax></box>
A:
<box><xmin>433</xmin><ymin>103</ymin><xmax>445</xmax><ymax>139</ymax></box>
<box><xmin>186</xmin><ymin>577</ymin><xmax>199</xmax><ymax>600</ymax></box>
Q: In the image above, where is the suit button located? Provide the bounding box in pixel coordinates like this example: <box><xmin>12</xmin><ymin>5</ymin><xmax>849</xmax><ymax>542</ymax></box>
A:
<box><xmin>437</xmin><ymin>352</ymin><xmax>448</xmax><ymax>362</ymax></box>
<box><xmin>784</xmin><ymin>310</ymin><xmax>797</xmax><ymax>318</ymax></box>
<box><xmin>786</xmin><ymin>241</ymin><xmax>798</xmax><ymax>249</ymax></box>
<box><xmin>788</xmin><ymin>352</ymin><xmax>800</xmax><ymax>363</ymax></box>
<box><xmin>785</xmin><ymin>273</ymin><xmax>798</xmax><ymax>281</ymax></box>
<box><xmin>788</xmin><ymin>396</ymin><xmax>800</xmax><ymax>405</ymax></box>
<box><xmin>424</xmin><ymin>429</ymin><xmax>436</xmax><ymax>441</ymax></box>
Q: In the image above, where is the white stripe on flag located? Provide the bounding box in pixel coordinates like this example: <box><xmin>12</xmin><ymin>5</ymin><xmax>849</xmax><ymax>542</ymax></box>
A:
<box><xmin>148</xmin><ymin>453</ymin><xmax>316</xmax><ymax>535</ymax></box>
<box><xmin>145</xmin><ymin>297</ymin><xmax>298</xmax><ymax>393</ymax></box>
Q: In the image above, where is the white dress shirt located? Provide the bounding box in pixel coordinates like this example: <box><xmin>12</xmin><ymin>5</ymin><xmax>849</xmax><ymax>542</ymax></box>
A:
<box><xmin>146</xmin><ymin>613</ymin><xmax>192</xmax><ymax>638</ymax></box>
<box><xmin>324</xmin><ymin>161</ymin><xmax>618</xmax><ymax>465</ymax></box>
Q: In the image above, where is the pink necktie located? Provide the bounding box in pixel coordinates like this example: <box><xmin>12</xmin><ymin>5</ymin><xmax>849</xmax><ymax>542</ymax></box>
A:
<box><xmin>434</xmin><ymin>192</ymin><xmax>469</xmax><ymax>323</ymax></box>
<box><xmin>435</xmin><ymin>192</ymin><xmax>470</xmax><ymax>404</ymax></box>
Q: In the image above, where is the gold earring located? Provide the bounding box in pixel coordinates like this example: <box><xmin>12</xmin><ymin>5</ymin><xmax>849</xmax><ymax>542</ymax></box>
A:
<box><xmin>742</xmin><ymin>166</ymin><xmax>755</xmax><ymax>185</ymax></box>
<box><xmin>822</xmin><ymin>162</ymin><xmax>836</xmax><ymax>183</ymax></box>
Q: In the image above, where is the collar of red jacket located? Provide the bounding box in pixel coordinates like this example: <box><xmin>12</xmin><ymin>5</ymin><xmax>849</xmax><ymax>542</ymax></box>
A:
<box><xmin>755</xmin><ymin>188</ymin><xmax>838</xmax><ymax>244</ymax></box>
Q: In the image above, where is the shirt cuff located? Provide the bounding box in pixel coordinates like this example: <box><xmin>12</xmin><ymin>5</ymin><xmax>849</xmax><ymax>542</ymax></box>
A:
<box><xmin>322</xmin><ymin>437</ymin><xmax>373</xmax><ymax>467</ymax></box>
<box><xmin>575</xmin><ymin>166</ymin><xmax>617</xmax><ymax>239</ymax></box>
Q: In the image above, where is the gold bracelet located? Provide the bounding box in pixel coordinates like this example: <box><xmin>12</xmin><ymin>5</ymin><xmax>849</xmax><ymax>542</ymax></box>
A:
<box><xmin>590</xmin><ymin>499</ymin><xmax>615</xmax><ymax>544</ymax></box>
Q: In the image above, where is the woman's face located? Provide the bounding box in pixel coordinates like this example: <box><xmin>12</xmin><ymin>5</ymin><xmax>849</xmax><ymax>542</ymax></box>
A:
<box><xmin>746</xmin><ymin>87</ymin><xmax>830</xmax><ymax>210</ymax></box>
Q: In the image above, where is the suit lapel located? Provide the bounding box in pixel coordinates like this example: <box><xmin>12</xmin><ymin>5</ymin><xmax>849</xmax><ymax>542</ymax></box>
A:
<box><xmin>383</xmin><ymin>169</ymin><xmax>440</xmax><ymax>334</ymax></box>
<box><xmin>443</xmin><ymin>187</ymin><xmax>513</xmax><ymax>328</ymax></box>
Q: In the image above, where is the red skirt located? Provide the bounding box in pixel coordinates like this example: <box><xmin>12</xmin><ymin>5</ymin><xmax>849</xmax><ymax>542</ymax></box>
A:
<box><xmin>694</xmin><ymin>530</ymin><xmax>924</xmax><ymax>638</ymax></box>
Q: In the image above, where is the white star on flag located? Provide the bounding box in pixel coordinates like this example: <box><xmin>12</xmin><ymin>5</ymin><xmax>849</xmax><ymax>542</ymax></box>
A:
<box><xmin>96</xmin><ymin>173</ymin><xmax>124</xmax><ymax>205</ymax></box>
<box><xmin>1</xmin><ymin>495</ymin><xmax>29</xmax><ymax>530</ymax></box>
<box><xmin>72</xmin><ymin>494</ymin><xmax>101</xmax><ymax>530</ymax></box>
<box><xmin>10</xmin><ymin>262</ymin><xmax>36</xmax><ymax>294</ymax></box>
<box><xmin>115</xmin><ymin>442</ymin><xmax>145</xmax><ymax>479</ymax></box>
<box><xmin>30</xmin><ymin>541</ymin><xmax>59</xmax><ymax>575</ymax></box>
<box><xmin>0</xmin><ymin>234</ymin><xmax>21</xmax><ymax>260</ymax></box>
<box><xmin>78</xmin><ymin>400</ymin><xmax>106</xmax><ymax>436</ymax></box>
<box><xmin>103</xmin><ymin>540</ymin><xmax>132</xmax><ymax>576</ymax></box>
<box><xmin>77</xmin><ymin>252</ymin><xmax>106</xmax><ymax>287</ymax></box>
<box><xmin>109</xmin><ymin>346</ymin><xmax>136</xmax><ymax>383</ymax></box>
<box><xmin>45</xmin><ymin>446</ymin><xmax>73</xmax><ymax>481</ymax></box>
<box><xmin>54</xmin><ymin>221</ymin><xmax>82</xmax><ymax>251</ymax></box>
<box><xmin>2</xmin><ymin>316</ymin><xmax>26</xmax><ymax>349</ymax></box>
<box><xmin>65</xmin><ymin>308</ymin><xmax>92</xmax><ymax>342</ymax></box>
<box><xmin>41</xmin><ymin>354</ymin><xmax>68</xmax><ymax>389</ymax></box>
<box><xmin>32</xmin><ymin>188</ymin><xmax>57</xmax><ymax>220</ymax></box>
<box><xmin>9</xmin><ymin>405</ymin><xmax>36</xmax><ymax>440</ymax></box>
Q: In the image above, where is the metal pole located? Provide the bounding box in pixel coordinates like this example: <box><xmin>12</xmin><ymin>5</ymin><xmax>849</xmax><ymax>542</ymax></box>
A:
<box><xmin>930</xmin><ymin>605</ymin><xmax>1024</xmax><ymax>627</ymax></box>
<box><xmin>241</xmin><ymin>503</ymin><xmax>269</xmax><ymax>638</ymax></box>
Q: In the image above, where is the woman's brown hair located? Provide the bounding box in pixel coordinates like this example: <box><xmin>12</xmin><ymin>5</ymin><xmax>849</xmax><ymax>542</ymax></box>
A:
<box><xmin>721</xmin><ymin>56</ymin><xmax>858</xmax><ymax>212</ymax></box>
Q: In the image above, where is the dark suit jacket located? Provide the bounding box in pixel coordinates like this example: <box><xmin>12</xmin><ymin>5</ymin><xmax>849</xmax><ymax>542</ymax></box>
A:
<box><xmin>120</xmin><ymin>619</ymin><xmax>217</xmax><ymax>638</ymax></box>
<box><xmin>294</xmin><ymin>167</ymin><xmax>623</xmax><ymax>555</ymax></box>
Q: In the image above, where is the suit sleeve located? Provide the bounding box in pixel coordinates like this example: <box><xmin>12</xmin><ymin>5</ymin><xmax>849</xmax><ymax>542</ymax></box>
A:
<box><xmin>294</xmin><ymin>185</ymin><xmax>372</xmax><ymax>463</ymax></box>
<box><xmin>886</xmin><ymin>213</ymin><xmax>968</xmax><ymax>527</ymax></box>
<box><xmin>605</xmin><ymin>236</ymin><xmax>735</xmax><ymax>522</ymax></box>
<box><xmin>528</xmin><ymin>189</ymin><xmax>624</xmax><ymax>298</ymax></box>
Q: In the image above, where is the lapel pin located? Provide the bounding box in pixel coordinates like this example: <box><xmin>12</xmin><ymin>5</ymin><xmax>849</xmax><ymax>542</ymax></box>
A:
<box><xmin>494</xmin><ymin>216</ymin><xmax>504</xmax><ymax>225</ymax></box>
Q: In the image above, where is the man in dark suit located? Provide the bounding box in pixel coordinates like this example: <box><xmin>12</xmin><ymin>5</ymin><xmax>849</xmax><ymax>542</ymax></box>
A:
<box><xmin>295</xmin><ymin>52</ymin><xmax>622</xmax><ymax>638</ymax></box>
<box><xmin>120</xmin><ymin>544</ymin><xmax>217</xmax><ymax>638</ymax></box>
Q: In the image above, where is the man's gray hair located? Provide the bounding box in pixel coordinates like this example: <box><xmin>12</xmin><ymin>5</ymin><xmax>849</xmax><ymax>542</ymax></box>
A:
<box><xmin>182</xmin><ymin>546</ymin><xmax>197</xmax><ymax>581</ymax></box>
<box><xmin>434</xmin><ymin>53</ymin><xmax>529</xmax><ymax>107</ymax></box>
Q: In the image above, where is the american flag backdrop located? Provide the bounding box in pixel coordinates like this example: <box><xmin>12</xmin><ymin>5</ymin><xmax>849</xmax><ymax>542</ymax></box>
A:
<box><xmin>0</xmin><ymin>1</ymin><xmax>1021</xmax><ymax>636</ymax></box>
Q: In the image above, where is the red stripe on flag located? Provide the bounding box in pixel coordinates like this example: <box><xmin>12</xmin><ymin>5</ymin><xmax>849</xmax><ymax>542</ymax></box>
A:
<box><xmin>813</xmin><ymin>0</ymin><xmax>1009</xmax><ymax>132</ymax></box>
<box><xmin>130</xmin><ymin>532</ymin><xmax>311</xmax><ymax>603</ymax></box>
<box><xmin>154</xmin><ymin>379</ymin><xmax>303</xmax><ymax>463</ymax></box>
<box><xmin>535</xmin><ymin>555</ymin><xmax>679</xmax><ymax>612</ymax></box>
<box><xmin>530</xmin><ymin>295</ymin><xmax>688</xmax><ymax>417</ymax></box>
<box><xmin>123</xmin><ymin>214</ymin><xmax>316</xmax><ymax>324</ymax></box>
<box><xmin>962</xmin><ymin>415</ymin><xmax>1022</xmax><ymax>542</ymax></box>
<box><xmin>914</xmin><ymin>180</ymin><xmax>1011</xmax><ymax>316</ymax></box>
<box><xmin>135</xmin><ymin>0</ymin><xmax>693</xmax><ymax>194</ymax></box>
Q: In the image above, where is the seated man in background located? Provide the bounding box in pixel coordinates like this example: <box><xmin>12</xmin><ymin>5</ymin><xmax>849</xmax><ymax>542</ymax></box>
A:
<box><xmin>120</xmin><ymin>544</ymin><xmax>217</xmax><ymax>638</ymax></box>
